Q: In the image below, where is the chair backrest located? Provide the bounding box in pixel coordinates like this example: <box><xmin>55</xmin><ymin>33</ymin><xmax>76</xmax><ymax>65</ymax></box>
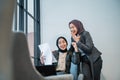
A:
<box><xmin>27</xmin><ymin>32</ymin><xmax>34</xmax><ymax>65</ymax></box>
<box><xmin>45</xmin><ymin>74</ymin><xmax>73</xmax><ymax>80</ymax></box>
<box><xmin>11</xmin><ymin>32</ymin><xmax>44</xmax><ymax>80</ymax></box>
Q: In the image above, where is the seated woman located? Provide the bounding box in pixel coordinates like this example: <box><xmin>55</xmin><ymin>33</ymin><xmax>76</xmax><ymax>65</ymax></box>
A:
<box><xmin>52</xmin><ymin>36</ymin><xmax>70</xmax><ymax>75</ymax></box>
<box><xmin>40</xmin><ymin>36</ymin><xmax>70</xmax><ymax>75</ymax></box>
<box><xmin>40</xmin><ymin>36</ymin><xmax>80</xmax><ymax>76</ymax></box>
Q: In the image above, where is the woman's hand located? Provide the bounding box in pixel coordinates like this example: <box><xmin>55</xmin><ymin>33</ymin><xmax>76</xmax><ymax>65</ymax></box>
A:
<box><xmin>71</xmin><ymin>33</ymin><xmax>80</xmax><ymax>43</ymax></box>
<box><xmin>40</xmin><ymin>52</ymin><xmax>45</xmax><ymax>65</ymax></box>
<box><xmin>72</xmin><ymin>42</ymin><xmax>78</xmax><ymax>52</ymax></box>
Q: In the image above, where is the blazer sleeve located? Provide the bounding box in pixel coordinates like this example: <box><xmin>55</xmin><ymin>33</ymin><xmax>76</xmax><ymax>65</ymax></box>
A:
<box><xmin>76</xmin><ymin>31</ymin><xmax>94</xmax><ymax>54</ymax></box>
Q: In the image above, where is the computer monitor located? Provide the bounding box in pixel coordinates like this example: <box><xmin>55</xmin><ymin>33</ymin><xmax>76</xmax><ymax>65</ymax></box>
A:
<box><xmin>35</xmin><ymin>65</ymin><xmax>56</xmax><ymax>76</ymax></box>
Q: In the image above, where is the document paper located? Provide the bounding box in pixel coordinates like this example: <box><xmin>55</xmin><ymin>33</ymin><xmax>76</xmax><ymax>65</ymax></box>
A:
<box><xmin>38</xmin><ymin>43</ymin><xmax>52</xmax><ymax>65</ymax></box>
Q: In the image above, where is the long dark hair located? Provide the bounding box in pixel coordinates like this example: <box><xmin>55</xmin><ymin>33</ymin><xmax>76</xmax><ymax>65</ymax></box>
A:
<box><xmin>69</xmin><ymin>19</ymin><xmax>85</xmax><ymax>34</ymax></box>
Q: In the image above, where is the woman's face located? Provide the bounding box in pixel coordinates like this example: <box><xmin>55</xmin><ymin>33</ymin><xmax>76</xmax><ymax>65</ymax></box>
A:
<box><xmin>69</xmin><ymin>23</ymin><xmax>78</xmax><ymax>35</ymax></box>
<box><xmin>58</xmin><ymin>38</ymin><xmax>67</xmax><ymax>50</ymax></box>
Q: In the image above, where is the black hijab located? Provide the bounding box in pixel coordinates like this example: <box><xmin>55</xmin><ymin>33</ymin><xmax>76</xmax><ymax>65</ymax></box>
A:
<box><xmin>56</xmin><ymin>36</ymin><xmax>68</xmax><ymax>53</ymax></box>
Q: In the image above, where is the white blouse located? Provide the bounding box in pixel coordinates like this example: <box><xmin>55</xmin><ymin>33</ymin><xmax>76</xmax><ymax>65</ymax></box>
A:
<box><xmin>56</xmin><ymin>52</ymin><xmax>67</xmax><ymax>71</ymax></box>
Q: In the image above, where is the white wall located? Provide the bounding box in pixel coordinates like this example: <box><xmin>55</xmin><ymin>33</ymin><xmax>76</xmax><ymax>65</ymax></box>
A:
<box><xmin>40</xmin><ymin>0</ymin><xmax>120</xmax><ymax>80</ymax></box>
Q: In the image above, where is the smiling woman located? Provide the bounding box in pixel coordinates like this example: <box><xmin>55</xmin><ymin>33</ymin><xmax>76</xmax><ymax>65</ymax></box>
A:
<box><xmin>68</xmin><ymin>19</ymin><xmax>102</xmax><ymax>80</ymax></box>
<box><xmin>11</xmin><ymin>0</ymin><xmax>120</xmax><ymax>79</ymax></box>
<box><xmin>40</xmin><ymin>0</ymin><xmax>120</xmax><ymax>80</ymax></box>
<box><xmin>40</xmin><ymin>36</ymin><xmax>71</xmax><ymax>75</ymax></box>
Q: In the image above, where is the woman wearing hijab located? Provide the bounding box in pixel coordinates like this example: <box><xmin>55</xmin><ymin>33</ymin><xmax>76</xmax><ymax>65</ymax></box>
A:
<box><xmin>52</xmin><ymin>36</ymin><xmax>70</xmax><ymax>75</ymax></box>
<box><xmin>40</xmin><ymin>36</ymin><xmax>80</xmax><ymax>75</ymax></box>
<box><xmin>68</xmin><ymin>19</ymin><xmax>103</xmax><ymax>80</ymax></box>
